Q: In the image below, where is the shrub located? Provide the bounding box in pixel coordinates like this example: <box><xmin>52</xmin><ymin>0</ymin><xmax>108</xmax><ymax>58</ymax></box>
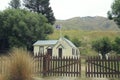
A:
<box><xmin>72</xmin><ymin>38</ymin><xmax>81</xmax><ymax>47</ymax></box>
<box><xmin>92</xmin><ymin>37</ymin><xmax>112</xmax><ymax>58</ymax></box>
<box><xmin>7</xmin><ymin>48</ymin><xmax>34</xmax><ymax>80</ymax></box>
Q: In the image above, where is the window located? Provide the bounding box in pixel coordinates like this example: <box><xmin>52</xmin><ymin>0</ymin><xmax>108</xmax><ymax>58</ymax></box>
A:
<box><xmin>76</xmin><ymin>49</ymin><xmax>78</xmax><ymax>55</ymax></box>
<box><xmin>47</xmin><ymin>49</ymin><xmax>52</xmax><ymax>56</ymax></box>
<box><xmin>58</xmin><ymin>48</ymin><xmax>62</xmax><ymax>57</ymax></box>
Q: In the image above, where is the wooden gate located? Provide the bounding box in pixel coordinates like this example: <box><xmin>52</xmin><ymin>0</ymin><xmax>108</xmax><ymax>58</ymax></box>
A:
<box><xmin>86</xmin><ymin>56</ymin><xmax>120</xmax><ymax>78</ymax></box>
<box><xmin>34</xmin><ymin>54</ymin><xmax>81</xmax><ymax>77</ymax></box>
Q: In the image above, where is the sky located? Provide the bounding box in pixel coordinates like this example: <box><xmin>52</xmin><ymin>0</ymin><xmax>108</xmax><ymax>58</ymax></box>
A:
<box><xmin>0</xmin><ymin>0</ymin><xmax>114</xmax><ymax>20</ymax></box>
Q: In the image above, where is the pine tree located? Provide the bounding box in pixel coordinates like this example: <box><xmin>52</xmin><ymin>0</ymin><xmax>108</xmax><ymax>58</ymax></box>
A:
<box><xmin>23</xmin><ymin>0</ymin><xmax>55</xmax><ymax>25</ymax></box>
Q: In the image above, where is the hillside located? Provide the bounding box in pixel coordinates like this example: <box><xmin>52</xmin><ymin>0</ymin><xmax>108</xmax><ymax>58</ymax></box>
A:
<box><xmin>48</xmin><ymin>30</ymin><xmax>120</xmax><ymax>56</ymax></box>
<box><xmin>54</xmin><ymin>16</ymin><xmax>119</xmax><ymax>31</ymax></box>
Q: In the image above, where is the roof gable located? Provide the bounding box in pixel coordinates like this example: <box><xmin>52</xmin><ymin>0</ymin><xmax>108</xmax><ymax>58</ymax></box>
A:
<box><xmin>62</xmin><ymin>37</ymin><xmax>76</xmax><ymax>48</ymax></box>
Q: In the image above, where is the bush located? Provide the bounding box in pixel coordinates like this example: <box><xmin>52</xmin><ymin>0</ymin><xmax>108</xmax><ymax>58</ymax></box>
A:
<box><xmin>113</xmin><ymin>37</ymin><xmax>120</xmax><ymax>54</ymax></box>
<box><xmin>92</xmin><ymin>37</ymin><xmax>112</xmax><ymax>58</ymax></box>
<box><xmin>7</xmin><ymin>48</ymin><xmax>34</xmax><ymax>80</ymax></box>
<box><xmin>72</xmin><ymin>38</ymin><xmax>81</xmax><ymax>47</ymax></box>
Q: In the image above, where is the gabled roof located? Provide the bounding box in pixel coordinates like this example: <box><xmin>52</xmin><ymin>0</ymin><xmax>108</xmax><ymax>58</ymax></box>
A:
<box><xmin>33</xmin><ymin>40</ymin><xmax>58</xmax><ymax>46</ymax></box>
<box><xmin>33</xmin><ymin>37</ymin><xmax>77</xmax><ymax>48</ymax></box>
<box><xmin>61</xmin><ymin>37</ymin><xmax>76</xmax><ymax>48</ymax></box>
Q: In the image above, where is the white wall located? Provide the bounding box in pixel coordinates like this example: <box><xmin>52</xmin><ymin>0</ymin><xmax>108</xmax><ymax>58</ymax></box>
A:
<box><xmin>34</xmin><ymin>39</ymin><xmax>80</xmax><ymax>57</ymax></box>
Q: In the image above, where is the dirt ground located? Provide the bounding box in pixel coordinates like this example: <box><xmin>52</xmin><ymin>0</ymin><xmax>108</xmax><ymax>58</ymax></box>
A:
<box><xmin>33</xmin><ymin>65</ymin><xmax>116</xmax><ymax>80</ymax></box>
<box><xmin>33</xmin><ymin>76</ymin><xmax>109</xmax><ymax>80</ymax></box>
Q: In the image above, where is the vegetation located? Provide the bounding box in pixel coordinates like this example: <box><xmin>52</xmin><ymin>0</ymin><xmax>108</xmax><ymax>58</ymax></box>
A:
<box><xmin>9</xmin><ymin>0</ymin><xmax>21</xmax><ymax>9</ymax></box>
<box><xmin>0</xmin><ymin>74</ymin><xmax>4</xmax><ymax>80</ymax></box>
<box><xmin>0</xmin><ymin>9</ymin><xmax>53</xmax><ymax>52</ymax></box>
<box><xmin>112</xmin><ymin>37</ymin><xmax>120</xmax><ymax>54</ymax></box>
<box><xmin>92</xmin><ymin>37</ymin><xmax>112</xmax><ymax>58</ymax></box>
<box><xmin>55</xmin><ymin>16</ymin><xmax>119</xmax><ymax>30</ymax></box>
<box><xmin>49</xmin><ymin>30</ymin><xmax>120</xmax><ymax>56</ymax></box>
<box><xmin>7</xmin><ymin>48</ymin><xmax>34</xmax><ymax>80</ymax></box>
<box><xmin>23</xmin><ymin>0</ymin><xmax>55</xmax><ymax>25</ymax></box>
<box><xmin>108</xmin><ymin>0</ymin><xmax>120</xmax><ymax>28</ymax></box>
<box><xmin>72</xmin><ymin>38</ymin><xmax>81</xmax><ymax>47</ymax></box>
<box><xmin>64</xmin><ymin>35</ymin><xmax>70</xmax><ymax>40</ymax></box>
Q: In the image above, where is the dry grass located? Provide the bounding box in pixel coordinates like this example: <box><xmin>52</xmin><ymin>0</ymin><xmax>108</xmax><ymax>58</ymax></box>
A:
<box><xmin>6</xmin><ymin>48</ymin><xmax>34</xmax><ymax>80</ymax></box>
<box><xmin>0</xmin><ymin>74</ymin><xmax>4</xmax><ymax>80</ymax></box>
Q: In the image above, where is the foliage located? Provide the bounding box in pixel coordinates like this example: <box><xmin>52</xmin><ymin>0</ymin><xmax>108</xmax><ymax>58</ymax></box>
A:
<box><xmin>7</xmin><ymin>48</ymin><xmax>34</xmax><ymax>80</ymax></box>
<box><xmin>108</xmin><ymin>0</ymin><xmax>120</xmax><ymax>28</ymax></box>
<box><xmin>9</xmin><ymin>0</ymin><xmax>21</xmax><ymax>9</ymax></box>
<box><xmin>64</xmin><ymin>35</ymin><xmax>70</xmax><ymax>40</ymax></box>
<box><xmin>49</xmin><ymin>30</ymin><xmax>120</xmax><ymax>55</ymax></box>
<box><xmin>64</xmin><ymin>35</ymin><xmax>81</xmax><ymax>47</ymax></box>
<box><xmin>23</xmin><ymin>0</ymin><xmax>55</xmax><ymax>25</ymax></box>
<box><xmin>112</xmin><ymin>37</ymin><xmax>120</xmax><ymax>54</ymax></box>
<box><xmin>72</xmin><ymin>38</ymin><xmax>81</xmax><ymax>47</ymax></box>
<box><xmin>92</xmin><ymin>37</ymin><xmax>112</xmax><ymax>57</ymax></box>
<box><xmin>0</xmin><ymin>9</ymin><xmax>53</xmax><ymax>51</ymax></box>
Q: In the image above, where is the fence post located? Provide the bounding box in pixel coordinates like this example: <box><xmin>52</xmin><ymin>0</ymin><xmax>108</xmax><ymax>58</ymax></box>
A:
<box><xmin>43</xmin><ymin>55</ymin><xmax>47</xmax><ymax>77</ymax></box>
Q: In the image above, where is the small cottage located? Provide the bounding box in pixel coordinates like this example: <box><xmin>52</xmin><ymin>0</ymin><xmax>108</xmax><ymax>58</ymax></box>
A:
<box><xmin>33</xmin><ymin>37</ymin><xmax>80</xmax><ymax>57</ymax></box>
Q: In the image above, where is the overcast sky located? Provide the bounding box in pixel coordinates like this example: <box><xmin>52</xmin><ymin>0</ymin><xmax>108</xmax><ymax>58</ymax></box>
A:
<box><xmin>0</xmin><ymin>0</ymin><xmax>114</xmax><ymax>20</ymax></box>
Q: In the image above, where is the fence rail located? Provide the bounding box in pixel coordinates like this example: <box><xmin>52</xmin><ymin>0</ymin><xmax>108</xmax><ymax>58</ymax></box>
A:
<box><xmin>0</xmin><ymin>54</ymin><xmax>81</xmax><ymax>77</ymax></box>
<box><xmin>86</xmin><ymin>56</ymin><xmax>120</xmax><ymax>78</ymax></box>
<box><xmin>34</xmin><ymin>54</ymin><xmax>81</xmax><ymax>77</ymax></box>
<box><xmin>1</xmin><ymin>55</ymin><xmax>120</xmax><ymax>78</ymax></box>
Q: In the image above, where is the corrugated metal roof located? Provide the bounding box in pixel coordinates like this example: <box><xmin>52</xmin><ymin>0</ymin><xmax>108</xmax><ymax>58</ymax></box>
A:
<box><xmin>33</xmin><ymin>40</ymin><xmax>58</xmax><ymax>46</ymax></box>
<box><xmin>33</xmin><ymin>37</ymin><xmax>77</xmax><ymax>48</ymax></box>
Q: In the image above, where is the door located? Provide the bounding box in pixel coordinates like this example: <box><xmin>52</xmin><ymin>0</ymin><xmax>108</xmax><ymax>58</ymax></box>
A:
<box><xmin>58</xmin><ymin>48</ymin><xmax>62</xmax><ymax>57</ymax></box>
<box><xmin>47</xmin><ymin>49</ymin><xmax>52</xmax><ymax>56</ymax></box>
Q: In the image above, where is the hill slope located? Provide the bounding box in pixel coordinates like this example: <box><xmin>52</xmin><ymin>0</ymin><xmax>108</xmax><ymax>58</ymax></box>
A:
<box><xmin>54</xmin><ymin>16</ymin><xmax>119</xmax><ymax>31</ymax></box>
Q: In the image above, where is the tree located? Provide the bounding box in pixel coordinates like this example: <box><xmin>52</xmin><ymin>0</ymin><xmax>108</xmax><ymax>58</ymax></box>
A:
<box><xmin>92</xmin><ymin>37</ymin><xmax>112</xmax><ymax>58</ymax></box>
<box><xmin>9</xmin><ymin>0</ymin><xmax>21</xmax><ymax>9</ymax></box>
<box><xmin>108</xmin><ymin>0</ymin><xmax>120</xmax><ymax>28</ymax></box>
<box><xmin>0</xmin><ymin>9</ymin><xmax>53</xmax><ymax>52</ymax></box>
<box><xmin>72</xmin><ymin>38</ymin><xmax>81</xmax><ymax>47</ymax></box>
<box><xmin>64</xmin><ymin>35</ymin><xmax>70</xmax><ymax>40</ymax></box>
<box><xmin>23</xmin><ymin>0</ymin><xmax>55</xmax><ymax>25</ymax></box>
<box><xmin>112</xmin><ymin>37</ymin><xmax>120</xmax><ymax>54</ymax></box>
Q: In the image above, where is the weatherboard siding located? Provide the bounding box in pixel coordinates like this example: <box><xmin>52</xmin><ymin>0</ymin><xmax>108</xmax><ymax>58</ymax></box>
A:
<box><xmin>33</xmin><ymin>37</ymin><xmax>80</xmax><ymax>57</ymax></box>
<box><xmin>34</xmin><ymin>45</ymin><xmax>48</xmax><ymax>56</ymax></box>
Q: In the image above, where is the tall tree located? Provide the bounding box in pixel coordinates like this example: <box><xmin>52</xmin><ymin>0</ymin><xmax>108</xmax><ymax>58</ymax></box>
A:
<box><xmin>0</xmin><ymin>9</ymin><xmax>53</xmax><ymax>52</ymax></box>
<box><xmin>108</xmin><ymin>0</ymin><xmax>120</xmax><ymax>28</ymax></box>
<box><xmin>9</xmin><ymin>0</ymin><xmax>21</xmax><ymax>9</ymax></box>
<box><xmin>23</xmin><ymin>0</ymin><xmax>55</xmax><ymax>25</ymax></box>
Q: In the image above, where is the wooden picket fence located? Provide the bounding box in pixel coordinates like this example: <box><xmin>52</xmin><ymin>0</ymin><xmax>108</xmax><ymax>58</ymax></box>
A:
<box><xmin>34</xmin><ymin>54</ymin><xmax>81</xmax><ymax>77</ymax></box>
<box><xmin>86</xmin><ymin>56</ymin><xmax>120</xmax><ymax>78</ymax></box>
<box><xmin>1</xmin><ymin>54</ymin><xmax>120</xmax><ymax>78</ymax></box>
<box><xmin>0</xmin><ymin>54</ymin><xmax>81</xmax><ymax>77</ymax></box>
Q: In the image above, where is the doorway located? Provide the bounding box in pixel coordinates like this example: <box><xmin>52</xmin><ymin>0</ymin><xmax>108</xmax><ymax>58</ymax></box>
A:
<box><xmin>58</xmin><ymin>48</ymin><xmax>62</xmax><ymax>57</ymax></box>
<box><xmin>47</xmin><ymin>49</ymin><xmax>52</xmax><ymax>56</ymax></box>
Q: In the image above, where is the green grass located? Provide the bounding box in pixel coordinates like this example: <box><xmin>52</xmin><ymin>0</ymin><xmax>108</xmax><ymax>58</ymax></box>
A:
<box><xmin>49</xmin><ymin>30</ymin><xmax>119</xmax><ymax>41</ymax></box>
